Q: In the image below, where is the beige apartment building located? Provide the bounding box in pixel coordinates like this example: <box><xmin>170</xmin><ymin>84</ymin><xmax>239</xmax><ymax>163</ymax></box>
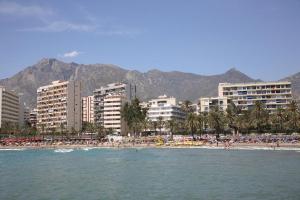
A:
<box><xmin>103</xmin><ymin>95</ymin><xmax>127</xmax><ymax>134</ymax></box>
<box><xmin>218</xmin><ymin>81</ymin><xmax>292</xmax><ymax>111</ymax></box>
<box><xmin>0</xmin><ymin>86</ymin><xmax>20</xmax><ymax>129</ymax></box>
<box><xmin>82</xmin><ymin>96</ymin><xmax>94</xmax><ymax>123</ymax></box>
<box><xmin>198</xmin><ymin>96</ymin><xmax>231</xmax><ymax>112</ymax></box>
<box><xmin>37</xmin><ymin>80</ymin><xmax>82</xmax><ymax>133</ymax></box>
<box><xmin>94</xmin><ymin>82</ymin><xmax>134</xmax><ymax>135</ymax></box>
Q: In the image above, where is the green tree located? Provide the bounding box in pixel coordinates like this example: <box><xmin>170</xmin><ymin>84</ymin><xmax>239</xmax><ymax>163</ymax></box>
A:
<box><xmin>208</xmin><ymin>106</ymin><xmax>226</xmax><ymax>138</ymax></box>
<box><xmin>157</xmin><ymin>116</ymin><xmax>164</xmax><ymax>135</ymax></box>
<box><xmin>285</xmin><ymin>100</ymin><xmax>299</xmax><ymax>132</ymax></box>
<box><xmin>185</xmin><ymin>113</ymin><xmax>199</xmax><ymax>139</ymax></box>
<box><xmin>196</xmin><ymin>114</ymin><xmax>204</xmax><ymax>136</ymax></box>
<box><xmin>121</xmin><ymin>98</ymin><xmax>147</xmax><ymax>137</ymax></box>
<box><xmin>236</xmin><ymin>110</ymin><xmax>252</xmax><ymax>134</ymax></box>
<box><xmin>181</xmin><ymin>100</ymin><xmax>194</xmax><ymax>114</ymax></box>
<box><xmin>251</xmin><ymin>101</ymin><xmax>269</xmax><ymax>133</ymax></box>
<box><xmin>151</xmin><ymin>121</ymin><xmax>158</xmax><ymax>135</ymax></box>
<box><xmin>226</xmin><ymin>102</ymin><xmax>241</xmax><ymax>135</ymax></box>
<box><xmin>270</xmin><ymin>107</ymin><xmax>286</xmax><ymax>133</ymax></box>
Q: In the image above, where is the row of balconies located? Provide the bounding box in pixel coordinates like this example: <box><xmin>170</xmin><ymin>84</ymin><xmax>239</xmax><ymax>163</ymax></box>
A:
<box><xmin>222</xmin><ymin>84</ymin><xmax>291</xmax><ymax>91</ymax></box>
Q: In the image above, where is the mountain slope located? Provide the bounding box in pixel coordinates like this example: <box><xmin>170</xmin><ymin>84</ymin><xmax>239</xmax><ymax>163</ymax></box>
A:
<box><xmin>281</xmin><ymin>72</ymin><xmax>300</xmax><ymax>98</ymax></box>
<box><xmin>0</xmin><ymin>58</ymin><xmax>261</xmax><ymax>108</ymax></box>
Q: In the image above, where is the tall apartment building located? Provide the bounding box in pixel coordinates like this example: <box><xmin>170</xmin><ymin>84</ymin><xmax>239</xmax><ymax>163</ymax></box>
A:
<box><xmin>37</xmin><ymin>80</ymin><xmax>82</xmax><ymax>133</ymax></box>
<box><xmin>218</xmin><ymin>81</ymin><xmax>292</xmax><ymax>111</ymax></box>
<box><xmin>198</xmin><ymin>97</ymin><xmax>231</xmax><ymax>112</ymax></box>
<box><xmin>94</xmin><ymin>83</ymin><xmax>134</xmax><ymax>135</ymax></box>
<box><xmin>82</xmin><ymin>96</ymin><xmax>94</xmax><ymax>123</ymax></box>
<box><xmin>19</xmin><ymin>103</ymin><xmax>30</xmax><ymax>128</ymax></box>
<box><xmin>103</xmin><ymin>95</ymin><xmax>127</xmax><ymax>134</ymax></box>
<box><xmin>29</xmin><ymin>108</ymin><xmax>37</xmax><ymax>128</ymax></box>
<box><xmin>0</xmin><ymin>86</ymin><xmax>20</xmax><ymax>129</ymax></box>
<box><xmin>146</xmin><ymin>95</ymin><xmax>186</xmax><ymax>122</ymax></box>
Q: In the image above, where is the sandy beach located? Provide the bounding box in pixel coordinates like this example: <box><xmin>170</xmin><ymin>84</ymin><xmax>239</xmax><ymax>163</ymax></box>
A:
<box><xmin>1</xmin><ymin>142</ymin><xmax>300</xmax><ymax>151</ymax></box>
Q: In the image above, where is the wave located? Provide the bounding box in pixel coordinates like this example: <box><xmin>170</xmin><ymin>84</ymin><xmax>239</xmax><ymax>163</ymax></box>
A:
<box><xmin>168</xmin><ymin>145</ymin><xmax>300</xmax><ymax>151</ymax></box>
<box><xmin>81</xmin><ymin>147</ymin><xmax>95</xmax><ymax>151</ymax></box>
<box><xmin>0</xmin><ymin>148</ymin><xmax>26</xmax><ymax>151</ymax></box>
<box><xmin>54</xmin><ymin>149</ymin><xmax>74</xmax><ymax>153</ymax></box>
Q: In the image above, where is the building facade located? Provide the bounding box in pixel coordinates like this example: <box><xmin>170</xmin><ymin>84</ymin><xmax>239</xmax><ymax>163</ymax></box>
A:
<box><xmin>82</xmin><ymin>96</ymin><xmax>94</xmax><ymax>123</ymax></box>
<box><xmin>198</xmin><ymin>96</ymin><xmax>231</xmax><ymax>112</ymax></box>
<box><xmin>94</xmin><ymin>83</ymin><xmax>134</xmax><ymax>135</ymax></box>
<box><xmin>218</xmin><ymin>81</ymin><xmax>292</xmax><ymax>111</ymax></box>
<box><xmin>37</xmin><ymin>80</ymin><xmax>82</xmax><ymax>133</ymax></box>
<box><xmin>0</xmin><ymin>86</ymin><xmax>20</xmax><ymax>129</ymax></box>
<box><xmin>146</xmin><ymin>95</ymin><xmax>186</xmax><ymax>122</ymax></box>
<box><xmin>103</xmin><ymin>95</ymin><xmax>127</xmax><ymax>134</ymax></box>
<box><xmin>29</xmin><ymin>108</ymin><xmax>37</xmax><ymax>128</ymax></box>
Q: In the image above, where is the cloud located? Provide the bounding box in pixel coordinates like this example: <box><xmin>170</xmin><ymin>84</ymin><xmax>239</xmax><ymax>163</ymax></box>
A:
<box><xmin>3</xmin><ymin>1</ymin><xmax>141</xmax><ymax>36</ymax></box>
<box><xmin>97</xmin><ymin>29</ymin><xmax>142</xmax><ymax>37</ymax></box>
<box><xmin>63</xmin><ymin>51</ymin><xmax>81</xmax><ymax>58</ymax></box>
<box><xmin>0</xmin><ymin>1</ymin><xmax>53</xmax><ymax>17</ymax></box>
<box><xmin>20</xmin><ymin>21</ymin><xmax>97</xmax><ymax>32</ymax></box>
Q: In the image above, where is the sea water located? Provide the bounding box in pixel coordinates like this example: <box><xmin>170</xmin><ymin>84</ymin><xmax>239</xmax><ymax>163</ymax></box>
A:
<box><xmin>0</xmin><ymin>148</ymin><xmax>300</xmax><ymax>200</ymax></box>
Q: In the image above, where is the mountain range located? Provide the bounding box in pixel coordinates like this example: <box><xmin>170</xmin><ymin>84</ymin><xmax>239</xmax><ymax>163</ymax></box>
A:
<box><xmin>0</xmin><ymin>58</ymin><xmax>299</xmax><ymax>109</ymax></box>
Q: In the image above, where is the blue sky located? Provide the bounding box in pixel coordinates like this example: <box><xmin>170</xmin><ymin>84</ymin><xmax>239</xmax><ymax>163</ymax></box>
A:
<box><xmin>0</xmin><ymin>0</ymin><xmax>299</xmax><ymax>80</ymax></box>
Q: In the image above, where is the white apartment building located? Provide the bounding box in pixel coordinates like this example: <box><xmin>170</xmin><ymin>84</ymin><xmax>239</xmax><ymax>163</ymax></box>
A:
<box><xmin>0</xmin><ymin>86</ymin><xmax>20</xmax><ymax>129</ymax></box>
<box><xmin>29</xmin><ymin>108</ymin><xmax>37</xmax><ymax>128</ymax></box>
<box><xmin>147</xmin><ymin>95</ymin><xmax>186</xmax><ymax>122</ymax></box>
<box><xmin>103</xmin><ymin>95</ymin><xmax>127</xmax><ymax>134</ymax></box>
<box><xmin>94</xmin><ymin>82</ymin><xmax>134</xmax><ymax>135</ymax></box>
<box><xmin>218</xmin><ymin>81</ymin><xmax>292</xmax><ymax>111</ymax></box>
<box><xmin>199</xmin><ymin>96</ymin><xmax>231</xmax><ymax>112</ymax></box>
<box><xmin>19</xmin><ymin>103</ymin><xmax>30</xmax><ymax>128</ymax></box>
<box><xmin>82</xmin><ymin>96</ymin><xmax>94</xmax><ymax>123</ymax></box>
<box><xmin>37</xmin><ymin>80</ymin><xmax>82</xmax><ymax>133</ymax></box>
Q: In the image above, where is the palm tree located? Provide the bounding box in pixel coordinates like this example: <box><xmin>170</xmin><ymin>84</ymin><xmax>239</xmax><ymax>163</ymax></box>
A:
<box><xmin>151</xmin><ymin>121</ymin><xmax>158</xmax><ymax>135</ymax></box>
<box><xmin>251</xmin><ymin>101</ymin><xmax>269</xmax><ymax>133</ymax></box>
<box><xmin>96</xmin><ymin>123</ymin><xmax>105</xmax><ymax>138</ymax></box>
<box><xmin>185</xmin><ymin>113</ymin><xmax>199</xmax><ymax>140</ymax></box>
<box><xmin>181</xmin><ymin>100</ymin><xmax>194</xmax><ymax>114</ymax></box>
<box><xmin>165</xmin><ymin>119</ymin><xmax>178</xmax><ymax>140</ymax></box>
<box><xmin>271</xmin><ymin>107</ymin><xmax>286</xmax><ymax>133</ymax></box>
<box><xmin>285</xmin><ymin>100</ymin><xmax>299</xmax><ymax>132</ymax></box>
<box><xmin>141</xmin><ymin>117</ymin><xmax>150</xmax><ymax>132</ymax></box>
<box><xmin>208</xmin><ymin>106</ymin><xmax>226</xmax><ymax>139</ymax></box>
<box><xmin>196</xmin><ymin>114</ymin><xmax>204</xmax><ymax>136</ymax></box>
<box><xmin>236</xmin><ymin>110</ymin><xmax>252</xmax><ymax>134</ymax></box>
<box><xmin>121</xmin><ymin>98</ymin><xmax>146</xmax><ymax>137</ymax></box>
<box><xmin>157</xmin><ymin>116</ymin><xmax>164</xmax><ymax>135</ymax></box>
<box><xmin>226</xmin><ymin>102</ymin><xmax>240</xmax><ymax>135</ymax></box>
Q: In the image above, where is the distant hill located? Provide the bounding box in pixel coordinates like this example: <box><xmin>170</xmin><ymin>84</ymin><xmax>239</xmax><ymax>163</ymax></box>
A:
<box><xmin>1</xmin><ymin>58</ymin><xmax>298</xmax><ymax>108</ymax></box>
<box><xmin>281</xmin><ymin>72</ymin><xmax>300</xmax><ymax>99</ymax></box>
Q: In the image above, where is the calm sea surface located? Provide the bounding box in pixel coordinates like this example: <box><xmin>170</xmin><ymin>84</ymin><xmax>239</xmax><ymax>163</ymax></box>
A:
<box><xmin>0</xmin><ymin>148</ymin><xmax>300</xmax><ymax>200</ymax></box>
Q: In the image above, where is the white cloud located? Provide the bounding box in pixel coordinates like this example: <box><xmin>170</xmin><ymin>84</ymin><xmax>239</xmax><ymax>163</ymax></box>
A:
<box><xmin>63</xmin><ymin>51</ymin><xmax>81</xmax><ymax>58</ymax></box>
<box><xmin>20</xmin><ymin>21</ymin><xmax>96</xmax><ymax>32</ymax></box>
<box><xmin>3</xmin><ymin>1</ymin><xmax>141</xmax><ymax>36</ymax></box>
<box><xmin>0</xmin><ymin>1</ymin><xmax>53</xmax><ymax>17</ymax></box>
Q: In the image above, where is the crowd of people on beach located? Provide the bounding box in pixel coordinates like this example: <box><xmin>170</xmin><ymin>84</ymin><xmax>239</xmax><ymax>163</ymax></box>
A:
<box><xmin>1</xmin><ymin>133</ymin><xmax>300</xmax><ymax>149</ymax></box>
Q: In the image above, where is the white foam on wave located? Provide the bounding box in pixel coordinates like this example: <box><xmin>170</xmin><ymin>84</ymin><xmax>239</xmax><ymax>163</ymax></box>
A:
<box><xmin>183</xmin><ymin>145</ymin><xmax>300</xmax><ymax>151</ymax></box>
<box><xmin>54</xmin><ymin>149</ymin><xmax>74</xmax><ymax>153</ymax></box>
<box><xmin>0</xmin><ymin>148</ymin><xmax>26</xmax><ymax>151</ymax></box>
<box><xmin>81</xmin><ymin>147</ymin><xmax>95</xmax><ymax>151</ymax></box>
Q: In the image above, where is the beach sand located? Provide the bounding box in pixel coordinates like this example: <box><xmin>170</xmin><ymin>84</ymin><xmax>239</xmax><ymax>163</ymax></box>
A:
<box><xmin>1</xmin><ymin>142</ymin><xmax>300</xmax><ymax>151</ymax></box>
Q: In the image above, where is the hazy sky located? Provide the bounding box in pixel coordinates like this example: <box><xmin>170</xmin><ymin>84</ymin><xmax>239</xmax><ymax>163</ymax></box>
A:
<box><xmin>0</xmin><ymin>0</ymin><xmax>299</xmax><ymax>80</ymax></box>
